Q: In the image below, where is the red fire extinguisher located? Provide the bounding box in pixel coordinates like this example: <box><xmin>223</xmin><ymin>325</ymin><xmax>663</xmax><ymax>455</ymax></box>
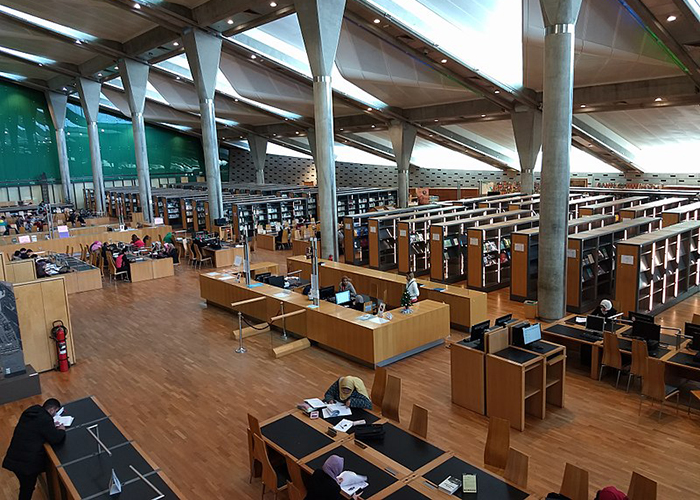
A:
<box><xmin>50</xmin><ymin>321</ymin><xmax>70</xmax><ymax>372</ymax></box>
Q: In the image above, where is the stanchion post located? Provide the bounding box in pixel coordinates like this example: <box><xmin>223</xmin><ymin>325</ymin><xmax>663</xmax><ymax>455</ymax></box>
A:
<box><xmin>235</xmin><ymin>311</ymin><xmax>247</xmax><ymax>353</ymax></box>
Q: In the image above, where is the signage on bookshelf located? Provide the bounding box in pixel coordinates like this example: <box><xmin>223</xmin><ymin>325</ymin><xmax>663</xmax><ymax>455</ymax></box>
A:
<box><xmin>433</xmin><ymin>233</ymin><xmax>440</xmax><ymax>241</ymax></box>
<box><xmin>621</xmin><ymin>255</ymin><xmax>634</xmax><ymax>265</ymax></box>
<box><xmin>566</xmin><ymin>249</ymin><xmax>576</xmax><ymax>258</ymax></box>
<box><xmin>399</xmin><ymin>230</ymin><xmax>406</xmax><ymax>237</ymax></box>
<box><xmin>514</xmin><ymin>243</ymin><xmax>524</xmax><ymax>252</ymax></box>
<box><xmin>469</xmin><ymin>238</ymin><xmax>479</xmax><ymax>246</ymax></box>
<box><xmin>370</xmin><ymin>226</ymin><xmax>376</xmax><ymax>233</ymax></box>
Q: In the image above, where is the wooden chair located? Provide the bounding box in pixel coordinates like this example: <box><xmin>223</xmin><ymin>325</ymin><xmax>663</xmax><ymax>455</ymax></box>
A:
<box><xmin>181</xmin><ymin>240</ymin><xmax>193</xmax><ymax>266</ymax></box>
<box><xmin>159</xmin><ymin>234</ymin><xmax>164</xmax><ymax>245</ymax></box>
<box><xmin>382</xmin><ymin>374</ymin><xmax>401</xmax><ymax>422</ymax></box>
<box><xmin>484</xmin><ymin>416</ymin><xmax>510</xmax><ymax>471</ymax></box>
<box><xmin>627</xmin><ymin>338</ymin><xmax>649</xmax><ymax>392</ymax></box>
<box><xmin>248</xmin><ymin>414</ymin><xmax>262</xmax><ymax>483</ymax></box>
<box><xmin>79</xmin><ymin>244</ymin><xmax>87</xmax><ymax>261</ymax></box>
<box><xmin>692</xmin><ymin>313</ymin><xmax>700</xmax><ymax>325</ymax></box>
<box><xmin>559</xmin><ymin>463</ymin><xmax>589</xmax><ymax>500</ymax></box>
<box><xmin>503</xmin><ymin>448</ymin><xmax>529</xmax><ymax>489</ymax></box>
<box><xmin>252</xmin><ymin>434</ymin><xmax>279</xmax><ymax>499</ymax></box>
<box><xmin>370</xmin><ymin>366</ymin><xmax>387</xmax><ymax>409</ymax></box>
<box><xmin>106</xmin><ymin>253</ymin><xmax>127</xmax><ymax>282</ymax></box>
<box><xmin>286</xmin><ymin>482</ymin><xmax>304</xmax><ymax>500</ymax></box>
<box><xmin>65</xmin><ymin>245</ymin><xmax>70</xmax><ymax>255</ymax></box>
<box><xmin>640</xmin><ymin>358</ymin><xmax>680</xmax><ymax>421</ymax></box>
<box><xmin>279</xmin><ymin>229</ymin><xmax>290</xmax><ymax>250</ymax></box>
<box><xmin>193</xmin><ymin>244</ymin><xmax>212</xmax><ymax>269</ymax></box>
<box><xmin>627</xmin><ymin>471</ymin><xmax>657</xmax><ymax>500</ymax></box>
<box><xmin>599</xmin><ymin>331</ymin><xmax>627</xmax><ymax>388</ymax></box>
<box><xmin>408</xmin><ymin>404</ymin><xmax>428</xmax><ymax>439</ymax></box>
<box><xmin>284</xmin><ymin>456</ymin><xmax>306</xmax><ymax>497</ymax></box>
<box><xmin>96</xmin><ymin>253</ymin><xmax>104</xmax><ymax>277</ymax></box>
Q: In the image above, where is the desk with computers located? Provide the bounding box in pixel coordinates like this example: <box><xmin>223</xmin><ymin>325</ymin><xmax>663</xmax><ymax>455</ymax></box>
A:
<box><xmin>451</xmin><ymin>315</ymin><xmax>566</xmax><ymax>431</ymax></box>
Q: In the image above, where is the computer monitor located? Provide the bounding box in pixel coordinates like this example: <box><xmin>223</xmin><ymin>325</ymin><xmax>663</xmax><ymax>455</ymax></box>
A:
<box><xmin>470</xmin><ymin>320</ymin><xmax>490</xmax><ymax>345</ymax></box>
<box><xmin>522</xmin><ymin>323</ymin><xmax>542</xmax><ymax>346</ymax></box>
<box><xmin>628</xmin><ymin>311</ymin><xmax>654</xmax><ymax>324</ymax></box>
<box><xmin>586</xmin><ymin>315</ymin><xmax>605</xmax><ymax>333</ymax></box>
<box><xmin>511</xmin><ymin>322</ymin><xmax>530</xmax><ymax>347</ymax></box>
<box><xmin>335</xmin><ymin>290</ymin><xmax>351</xmax><ymax>305</ymax></box>
<box><xmin>319</xmin><ymin>286</ymin><xmax>335</xmax><ymax>301</ymax></box>
<box><xmin>494</xmin><ymin>314</ymin><xmax>512</xmax><ymax>327</ymax></box>
<box><xmin>633</xmin><ymin>320</ymin><xmax>661</xmax><ymax>343</ymax></box>
<box><xmin>302</xmin><ymin>284</ymin><xmax>311</xmax><ymax>296</ymax></box>
<box><xmin>687</xmin><ymin>322</ymin><xmax>700</xmax><ymax>350</ymax></box>
<box><xmin>268</xmin><ymin>276</ymin><xmax>286</xmax><ymax>288</ymax></box>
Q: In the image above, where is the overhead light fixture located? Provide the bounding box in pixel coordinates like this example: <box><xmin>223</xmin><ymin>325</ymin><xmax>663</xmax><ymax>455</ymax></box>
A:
<box><xmin>75</xmin><ymin>40</ymin><xmax>82</xmax><ymax>45</ymax></box>
<box><xmin>62</xmin><ymin>87</ymin><xmax>67</xmax><ymax>91</ymax></box>
<box><xmin>234</xmin><ymin>98</ymin><xmax>239</xmax><ymax>102</ymax></box>
<box><xmin>580</xmin><ymin>104</ymin><xmax>586</xmax><ymax>108</ymax></box>
<box><xmin>339</xmin><ymin>128</ymin><xmax>344</xmax><ymax>131</ymax></box>
<box><xmin>38</xmin><ymin>63</ymin><xmax>43</xmax><ymax>67</ymax></box>
<box><xmin>115</xmin><ymin>66</ymin><xmax>119</xmax><ymax>70</ymax></box>
<box><xmin>440</xmin><ymin>59</ymin><xmax>447</xmax><ymax>64</ymax></box>
<box><xmin>97</xmin><ymin>72</ymin><xmax>102</xmax><ymax>77</ymax></box>
<box><xmin>655</xmin><ymin>97</ymin><xmax>663</xmax><ymax>102</ymax></box>
<box><xmin>270</xmin><ymin>1</ymin><xmax>277</xmax><ymax>6</ymax></box>
<box><xmin>251</xmin><ymin>54</ymin><xmax>257</xmax><ymax>59</ymax></box>
<box><xmin>667</xmin><ymin>15</ymin><xmax>677</xmax><ymax>22</ymax></box>
<box><xmin>175</xmin><ymin>76</ymin><xmax>181</xmax><ymax>80</ymax></box>
<box><xmin>434</xmin><ymin>119</ymin><xmax>439</xmax><ymax>122</ymax></box>
<box><xmin>481</xmin><ymin>114</ymin><xmax>486</xmax><ymax>117</ymax></box>
<box><xmin>367</xmin><ymin>107</ymin><xmax>372</xmax><ymax>111</ymax></box>
<box><xmin>429</xmin><ymin>134</ymin><xmax>433</xmax><ymax>137</ymax></box>
<box><xmin>134</xmin><ymin>3</ymin><xmax>141</xmax><ymax>9</ymax></box>
<box><xmin>494</xmin><ymin>90</ymin><xmax>500</xmax><ymax>94</ymax></box>
<box><xmin>295</xmin><ymin>131</ymin><xmax>299</xmax><ymax>134</ymax></box>
<box><xmin>371</xmin><ymin>124</ymin><xmax>376</xmax><ymax>128</ymax></box>
<box><xmin>173</xmin><ymin>42</ymin><xmax>179</xmax><ymax>47</ymax></box>
<box><xmin>373</xmin><ymin>18</ymin><xmax>381</xmax><ymax>24</ymax></box>
<box><xmin>101</xmin><ymin>129</ymin><xmax>104</xmax><ymax>132</ymax></box>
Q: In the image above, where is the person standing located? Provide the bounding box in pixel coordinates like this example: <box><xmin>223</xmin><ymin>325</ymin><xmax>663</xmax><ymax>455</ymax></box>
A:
<box><xmin>2</xmin><ymin>398</ymin><xmax>66</xmax><ymax>500</ymax></box>
<box><xmin>405</xmin><ymin>272</ymin><xmax>420</xmax><ymax>303</ymax></box>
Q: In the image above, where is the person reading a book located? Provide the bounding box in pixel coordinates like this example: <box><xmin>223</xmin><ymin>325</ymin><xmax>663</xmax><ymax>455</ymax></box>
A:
<box><xmin>324</xmin><ymin>376</ymin><xmax>372</xmax><ymax>409</ymax></box>
<box><xmin>304</xmin><ymin>455</ymin><xmax>361</xmax><ymax>500</ymax></box>
<box><xmin>591</xmin><ymin>299</ymin><xmax>617</xmax><ymax>319</ymax></box>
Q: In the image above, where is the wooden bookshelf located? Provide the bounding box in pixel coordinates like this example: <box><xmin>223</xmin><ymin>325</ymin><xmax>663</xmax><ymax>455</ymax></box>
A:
<box><xmin>397</xmin><ymin>207</ymin><xmax>497</xmax><ymax>275</ymax></box>
<box><xmin>479</xmin><ymin>194</ymin><xmax>539</xmax><ymax>210</ymax></box>
<box><xmin>616</xmin><ymin>219</ymin><xmax>700</xmax><ymax>316</ymax></box>
<box><xmin>430</xmin><ymin>210</ymin><xmax>531</xmax><ymax>283</ymax></box>
<box><xmin>578</xmin><ymin>196</ymin><xmax>648</xmax><ymax>218</ymax></box>
<box><xmin>466</xmin><ymin>215</ymin><xmax>540</xmax><ymax>292</ymax></box>
<box><xmin>510</xmin><ymin>214</ymin><xmax>616</xmax><ymax>302</ymax></box>
<box><xmin>565</xmin><ymin>217</ymin><xmax>661</xmax><ymax>313</ymax></box>
<box><xmin>662</xmin><ymin>201</ymin><xmax>700</xmax><ymax>227</ymax></box>
<box><xmin>450</xmin><ymin>192</ymin><xmax>524</xmax><ymax>209</ymax></box>
<box><xmin>618</xmin><ymin>197</ymin><xmax>687</xmax><ymax>220</ymax></box>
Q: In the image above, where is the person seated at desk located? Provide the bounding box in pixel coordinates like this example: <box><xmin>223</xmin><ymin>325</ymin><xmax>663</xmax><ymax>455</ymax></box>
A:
<box><xmin>591</xmin><ymin>299</ymin><xmax>617</xmax><ymax>318</ymax></box>
<box><xmin>163</xmin><ymin>231</ymin><xmax>174</xmax><ymax>244</ymax></box>
<box><xmin>324</xmin><ymin>376</ymin><xmax>372</xmax><ymax>409</ymax></box>
<box><xmin>131</xmin><ymin>234</ymin><xmax>145</xmax><ymax>249</ymax></box>
<box><xmin>305</xmin><ymin>455</ymin><xmax>360</xmax><ymax>500</ymax></box>
<box><xmin>2</xmin><ymin>398</ymin><xmax>66</xmax><ymax>500</ymax></box>
<box><xmin>115</xmin><ymin>250</ymin><xmax>130</xmax><ymax>275</ymax></box>
<box><xmin>142</xmin><ymin>235</ymin><xmax>151</xmax><ymax>248</ymax></box>
<box><xmin>338</xmin><ymin>276</ymin><xmax>356</xmax><ymax>298</ymax></box>
<box><xmin>405</xmin><ymin>272</ymin><xmax>420</xmax><ymax>303</ymax></box>
<box><xmin>90</xmin><ymin>240</ymin><xmax>102</xmax><ymax>253</ymax></box>
<box><xmin>11</xmin><ymin>250</ymin><xmax>22</xmax><ymax>261</ymax></box>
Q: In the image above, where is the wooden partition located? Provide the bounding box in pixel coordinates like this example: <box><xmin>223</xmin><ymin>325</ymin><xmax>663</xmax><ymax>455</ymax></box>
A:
<box><xmin>4</xmin><ymin>259</ymin><xmax>37</xmax><ymax>283</ymax></box>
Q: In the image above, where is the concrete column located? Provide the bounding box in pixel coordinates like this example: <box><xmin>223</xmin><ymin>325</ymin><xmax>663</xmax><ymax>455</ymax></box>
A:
<box><xmin>247</xmin><ymin>134</ymin><xmax>268</xmax><ymax>184</ymax></box>
<box><xmin>45</xmin><ymin>91</ymin><xmax>72</xmax><ymax>203</ymax></box>
<box><xmin>537</xmin><ymin>0</ymin><xmax>582</xmax><ymax>321</ymax></box>
<box><xmin>389</xmin><ymin>120</ymin><xmax>417</xmax><ymax>208</ymax></box>
<box><xmin>511</xmin><ymin>108</ymin><xmax>542</xmax><ymax>195</ymax></box>
<box><xmin>306</xmin><ymin>128</ymin><xmax>318</xmax><ymax>165</ymax></box>
<box><xmin>77</xmin><ymin>78</ymin><xmax>106</xmax><ymax>214</ymax></box>
<box><xmin>119</xmin><ymin>59</ymin><xmax>154</xmax><ymax>222</ymax></box>
<box><xmin>183</xmin><ymin>29</ymin><xmax>224</xmax><ymax>225</ymax></box>
<box><xmin>295</xmin><ymin>0</ymin><xmax>346</xmax><ymax>261</ymax></box>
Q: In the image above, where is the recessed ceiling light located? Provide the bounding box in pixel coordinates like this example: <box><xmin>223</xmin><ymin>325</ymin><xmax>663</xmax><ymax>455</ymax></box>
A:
<box><xmin>38</xmin><ymin>63</ymin><xmax>43</xmax><ymax>67</ymax></box>
<box><xmin>101</xmin><ymin>129</ymin><xmax>104</xmax><ymax>132</ymax></box>
<box><xmin>251</xmin><ymin>54</ymin><xmax>257</xmax><ymax>59</ymax></box>
<box><xmin>654</xmin><ymin>97</ymin><xmax>663</xmax><ymax>102</ymax></box>
<box><xmin>339</xmin><ymin>128</ymin><xmax>344</xmax><ymax>131</ymax></box>
<box><xmin>373</xmin><ymin>18</ymin><xmax>381</xmax><ymax>24</ymax></box>
<box><xmin>273</xmin><ymin>133</ymin><xmax>277</xmax><ymax>136</ymax></box>
<box><xmin>429</xmin><ymin>134</ymin><xmax>433</xmax><ymax>137</ymax></box>
<box><xmin>440</xmin><ymin>59</ymin><xmax>448</xmax><ymax>64</ymax></box>
<box><xmin>371</xmin><ymin>125</ymin><xmax>376</xmax><ymax>128</ymax></box>
<box><xmin>494</xmin><ymin>90</ymin><xmax>500</xmax><ymax>94</ymax></box>
<box><xmin>75</xmin><ymin>40</ymin><xmax>82</xmax><ymax>45</ymax></box>
<box><xmin>481</xmin><ymin>114</ymin><xmax>486</xmax><ymax>117</ymax></box>
<box><xmin>173</xmin><ymin>42</ymin><xmax>179</xmax><ymax>47</ymax></box>
<box><xmin>134</xmin><ymin>3</ymin><xmax>140</xmax><ymax>9</ymax></box>
<box><xmin>115</xmin><ymin>66</ymin><xmax>119</xmax><ymax>70</ymax></box>
<box><xmin>270</xmin><ymin>1</ymin><xmax>277</xmax><ymax>6</ymax></box>
<box><xmin>580</xmin><ymin>104</ymin><xmax>586</xmax><ymax>108</ymax></box>
<box><xmin>367</xmin><ymin>107</ymin><xmax>372</xmax><ymax>111</ymax></box>
<box><xmin>667</xmin><ymin>15</ymin><xmax>677</xmax><ymax>22</ymax></box>
<box><xmin>227</xmin><ymin>19</ymin><xmax>234</xmax><ymax>25</ymax></box>
<box><xmin>66</xmin><ymin>132</ymin><xmax>70</xmax><ymax>135</ymax></box>
<box><xmin>62</xmin><ymin>87</ymin><xmax>67</xmax><ymax>91</ymax></box>
<box><xmin>295</xmin><ymin>131</ymin><xmax>299</xmax><ymax>134</ymax></box>
<box><xmin>434</xmin><ymin>119</ymin><xmax>439</xmax><ymax>122</ymax></box>
<box><xmin>234</xmin><ymin>98</ymin><xmax>239</xmax><ymax>102</ymax></box>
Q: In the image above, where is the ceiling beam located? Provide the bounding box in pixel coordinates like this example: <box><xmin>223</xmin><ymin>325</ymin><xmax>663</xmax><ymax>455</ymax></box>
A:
<box><xmin>338</xmin><ymin>133</ymin><xmax>397</xmax><ymax>163</ymax></box>
<box><xmin>571</xmin><ymin>117</ymin><xmax>644</xmax><ymax>173</ymax></box>
<box><xmin>424</xmin><ymin>125</ymin><xmax>517</xmax><ymax>171</ymax></box>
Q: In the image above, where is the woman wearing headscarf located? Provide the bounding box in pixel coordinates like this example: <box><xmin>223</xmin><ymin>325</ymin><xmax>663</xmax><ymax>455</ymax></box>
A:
<box><xmin>305</xmin><ymin>455</ymin><xmax>359</xmax><ymax>500</ymax></box>
<box><xmin>323</xmin><ymin>376</ymin><xmax>372</xmax><ymax>409</ymax></box>
<box><xmin>592</xmin><ymin>299</ymin><xmax>617</xmax><ymax>318</ymax></box>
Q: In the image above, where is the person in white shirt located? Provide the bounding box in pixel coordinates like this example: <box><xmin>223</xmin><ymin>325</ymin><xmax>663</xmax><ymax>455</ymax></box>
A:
<box><xmin>405</xmin><ymin>272</ymin><xmax>420</xmax><ymax>303</ymax></box>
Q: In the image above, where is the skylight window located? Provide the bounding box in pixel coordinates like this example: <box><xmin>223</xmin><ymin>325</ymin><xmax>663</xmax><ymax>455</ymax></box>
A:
<box><xmin>0</xmin><ymin>46</ymin><xmax>55</xmax><ymax>65</ymax></box>
<box><xmin>0</xmin><ymin>5</ymin><xmax>96</xmax><ymax>42</ymax></box>
<box><xmin>0</xmin><ymin>71</ymin><xmax>26</xmax><ymax>82</ymax></box>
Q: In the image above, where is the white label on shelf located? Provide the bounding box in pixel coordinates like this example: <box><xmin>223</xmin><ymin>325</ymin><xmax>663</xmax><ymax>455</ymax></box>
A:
<box><xmin>345</xmin><ymin>223</ymin><xmax>351</xmax><ymax>230</ymax></box>
<box><xmin>469</xmin><ymin>237</ymin><xmax>479</xmax><ymax>246</ymax></box>
<box><xmin>399</xmin><ymin>230</ymin><xmax>407</xmax><ymax>237</ymax></box>
<box><xmin>433</xmin><ymin>233</ymin><xmax>440</xmax><ymax>241</ymax></box>
<box><xmin>622</xmin><ymin>217</ymin><xmax>631</xmax><ymax>221</ymax></box>
<box><xmin>621</xmin><ymin>255</ymin><xmax>634</xmax><ymax>265</ymax></box>
<box><xmin>566</xmin><ymin>249</ymin><xmax>576</xmax><ymax>258</ymax></box>
<box><xmin>514</xmin><ymin>243</ymin><xmax>525</xmax><ymax>252</ymax></box>
<box><xmin>370</xmin><ymin>226</ymin><xmax>376</xmax><ymax>233</ymax></box>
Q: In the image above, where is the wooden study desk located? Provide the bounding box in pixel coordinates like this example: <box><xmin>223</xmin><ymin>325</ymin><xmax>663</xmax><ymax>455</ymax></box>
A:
<box><xmin>257</xmin><ymin>406</ymin><xmax>534</xmax><ymax>499</ymax></box>
<box><xmin>202</xmin><ymin>244</ymin><xmax>244</xmax><ymax>268</ymax></box>
<box><xmin>291</xmin><ymin>237</ymin><xmax>311</xmax><ymax>256</ymax></box>
<box><xmin>128</xmin><ymin>256</ymin><xmax>175</xmax><ymax>283</ymax></box>
<box><xmin>256</xmin><ymin>232</ymin><xmax>277</xmax><ymax>251</ymax></box>
<box><xmin>44</xmin><ymin>396</ymin><xmax>184</xmax><ymax>500</ymax></box>
<box><xmin>287</xmin><ymin>255</ymin><xmax>487</xmax><ymax>331</ymax></box>
<box><xmin>199</xmin><ymin>272</ymin><xmax>450</xmax><ymax>366</ymax></box>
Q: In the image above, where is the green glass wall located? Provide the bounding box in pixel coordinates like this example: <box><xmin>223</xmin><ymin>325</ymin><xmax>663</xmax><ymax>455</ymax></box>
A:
<box><xmin>0</xmin><ymin>79</ymin><xmax>205</xmax><ymax>185</ymax></box>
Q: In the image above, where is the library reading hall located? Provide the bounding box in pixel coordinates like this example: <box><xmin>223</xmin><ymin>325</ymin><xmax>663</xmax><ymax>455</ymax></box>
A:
<box><xmin>1</xmin><ymin>1</ymin><xmax>700</xmax><ymax>499</ymax></box>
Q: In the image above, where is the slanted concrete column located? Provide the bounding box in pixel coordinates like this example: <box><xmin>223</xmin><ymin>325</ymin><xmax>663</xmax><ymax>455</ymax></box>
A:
<box><xmin>537</xmin><ymin>0</ymin><xmax>582</xmax><ymax>320</ymax></box>
<box><xmin>183</xmin><ymin>29</ymin><xmax>224</xmax><ymax>225</ymax></box>
<box><xmin>247</xmin><ymin>135</ymin><xmax>268</xmax><ymax>184</ymax></box>
<box><xmin>389</xmin><ymin>120</ymin><xmax>417</xmax><ymax>208</ymax></box>
<box><xmin>511</xmin><ymin>108</ymin><xmax>542</xmax><ymax>195</ymax></box>
<box><xmin>45</xmin><ymin>91</ymin><xmax>72</xmax><ymax>203</ymax></box>
<box><xmin>77</xmin><ymin>78</ymin><xmax>106</xmax><ymax>213</ymax></box>
<box><xmin>120</xmin><ymin>59</ymin><xmax>153</xmax><ymax>222</ymax></box>
<box><xmin>295</xmin><ymin>0</ymin><xmax>346</xmax><ymax>261</ymax></box>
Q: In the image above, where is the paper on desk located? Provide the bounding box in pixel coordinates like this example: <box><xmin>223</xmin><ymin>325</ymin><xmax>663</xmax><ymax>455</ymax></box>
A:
<box><xmin>333</xmin><ymin>419</ymin><xmax>354</xmax><ymax>433</ymax></box>
<box><xmin>356</xmin><ymin>314</ymin><xmax>372</xmax><ymax>321</ymax></box>
<box><xmin>575</xmin><ymin>316</ymin><xmax>587</xmax><ymax>324</ymax></box>
<box><xmin>219</xmin><ymin>275</ymin><xmax>235</xmax><ymax>280</ymax></box>
<box><xmin>338</xmin><ymin>471</ymin><xmax>368</xmax><ymax>495</ymax></box>
<box><xmin>206</xmin><ymin>271</ymin><xmax>221</xmax><ymax>276</ymax></box>
<box><xmin>274</xmin><ymin>292</ymin><xmax>291</xmax><ymax>298</ymax></box>
<box><xmin>369</xmin><ymin>316</ymin><xmax>390</xmax><ymax>324</ymax></box>
<box><xmin>322</xmin><ymin>403</ymin><xmax>352</xmax><ymax>418</ymax></box>
<box><xmin>304</xmin><ymin>398</ymin><xmax>326</xmax><ymax>409</ymax></box>
<box><xmin>54</xmin><ymin>415</ymin><xmax>74</xmax><ymax>427</ymax></box>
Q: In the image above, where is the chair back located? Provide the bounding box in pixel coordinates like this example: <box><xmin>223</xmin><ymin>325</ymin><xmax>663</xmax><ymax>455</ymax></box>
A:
<box><xmin>66</xmin><ymin>245</ymin><xmax>70</xmax><ymax>255</ymax></box>
<box><xmin>106</xmin><ymin>253</ymin><xmax>117</xmax><ymax>276</ymax></box>
<box><xmin>642</xmin><ymin>359</ymin><xmax>667</xmax><ymax>402</ymax></box>
<box><xmin>484</xmin><ymin>416</ymin><xmax>510</xmax><ymax>470</ymax></box>
<box><xmin>252</xmin><ymin>434</ymin><xmax>278</xmax><ymax>495</ymax></box>
<box><xmin>692</xmin><ymin>313</ymin><xmax>700</xmax><ymax>325</ymax></box>
<box><xmin>194</xmin><ymin>243</ymin><xmax>205</xmax><ymax>261</ymax></box>
<box><xmin>247</xmin><ymin>413</ymin><xmax>262</xmax><ymax>438</ymax></box>
<box><xmin>371</xmin><ymin>366</ymin><xmax>388</xmax><ymax>409</ymax></box>
<box><xmin>503</xmin><ymin>448</ymin><xmax>529</xmax><ymax>489</ymax></box>
<box><xmin>382</xmin><ymin>374</ymin><xmax>402</xmax><ymax>422</ymax></box>
<box><xmin>285</xmin><ymin>456</ymin><xmax>306</xmax><ymax>497</ymax></box>
<box><xmin>281</xmin><ymin>229</ymin><xmax>289</xmax><ymax>244</ymax></box>
<box><xmin>602</xmin><ymin>331</ymin><xmax>622</xmax><ymax>369</ymax></box>
<box><xmin>630</xmin><ymin>338</ymin><xmax>649</xmax><ymax>378</ymax></box>
<box><xmin>97</xmin><ymin>253</ymin><xmax>104</xmax><ymax>276</ymax></box>
<box><xmin>560</xmin><ymin>463</ymin><xmax>589</xmax><ymax>500</ymax></box>
<box><xmin>408</xmin><ymin>404</ymin><xmax>428</xmax><ymax>439</ymax></box>
<box><xmin>159</xmin><ymin>234</ymin><xmax>164</xmax><ymax>245</ymax></box>
<box><xmin>627</xmin><ymin>471</ymin><xmax>657</xmax><ymax>500</ymax></box>
<box><xmin>286</xmin><ymin>482</ymin><xmax>304</xmax><ymax>500</ymax></box>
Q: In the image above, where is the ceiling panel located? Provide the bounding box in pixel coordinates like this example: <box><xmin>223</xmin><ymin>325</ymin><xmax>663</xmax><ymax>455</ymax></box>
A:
<box><xmin>0</xmin><ymin>55</ymin><xmax>57</xmax><ymax>80</ymax></box>
<box><xmin>0</xmin><ymin>18</ymin><xmax>94</xmax><ymax>66</ymax></box>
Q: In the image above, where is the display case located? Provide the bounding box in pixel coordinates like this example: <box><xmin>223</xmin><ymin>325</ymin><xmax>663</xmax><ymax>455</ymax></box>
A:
<box><xmin>565</xmin><ymin>217</ymin><xmax>661</xmax><ymax>313</ymax></box>
<box><xmin>618</xmin><ymin>197</ymin><xmax>687</xmax><ymax>220</ymax></box>
<box><xmin>509</xmin><ymin>214</ymin><xmax>616</xmax><ymax>302</ymax></box>
<box><xmin>616</xmin><ymin>219</ymin><xmax>700</xmax><ymax>316</ymax></box>
<box><xmin>578</xmin><ymin>196</ymin><xmax>648</xmax><ymax>218</ymax></box>
<box><xmin>466</xmin><ymin>215</ymin><xmax>540</xmax><ymax>291</ymax></box>
<box><xmin>661</xmin><ymin>201</ymin><xmax>700</xmax><ymax>227</ymax></box>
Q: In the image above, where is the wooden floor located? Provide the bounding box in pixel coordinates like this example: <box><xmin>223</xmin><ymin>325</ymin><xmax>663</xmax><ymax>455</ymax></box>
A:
<box><xmin>1</xmin><ymin>248</ymin><xmax>699</xmax><ymax>499</ymax></box>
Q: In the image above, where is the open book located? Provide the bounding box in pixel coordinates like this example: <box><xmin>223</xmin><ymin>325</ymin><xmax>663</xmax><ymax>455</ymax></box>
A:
<box><xmin>338</xmin><ymin>471</ymin><xmax>368</xmax><ymax>495</ymax></box>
